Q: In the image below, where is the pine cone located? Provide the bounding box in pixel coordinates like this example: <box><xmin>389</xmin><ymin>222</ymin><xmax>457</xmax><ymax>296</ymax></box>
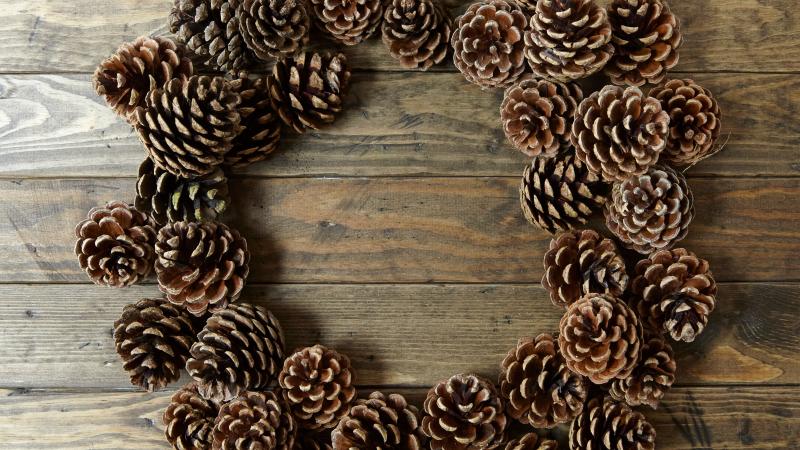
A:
<box><xmin>268</xmin><ymin>52</ymin><xmax>350</xmax><ymax>134</ymax></box>
<box><xmin>134</xmin><ymin>75</ymin><xmax>241</xmax><ymax>178</ymax></box>
<box><xmin>609</xmin><ymin>334</ymin><xmax>675</xmax><ymax>408</ymax></box>
<box><xmin>559</xmin><ymin>293</ymin><xmax>642</xmax><ymax>384</ymax></box>
<box><xmin>631</xmin><ymin>248</ymin><xmax>717</xmax><ymax>342</ymax></box>
<box><xmin>572</xmin><ymin>85</ymin><xmax>669</xmax><ymax>182</ymax></box>
<box><xmin>309</xmin><ymin>0</ymin><xmax>384</xmax><ymax>45</ymax></box>
<box><xmin>605</xmin><ymin>0</ymin><xmax>682</xmax><ymax>87</ymax></box>
<box><xmin>238</xmin><ymin>0</ymin><xmax>310</xmax><ymax>61</ymax></box>
<box><xmin>279</xmin><ymin>344</ymin><xmax>357</xmax><ymax>430</ymax></box>
<box><xmin>186</xmin><ymin>303</ymin><xmax>285</xmax><ymax>402</ymax></box>
<box><xmin>332</xmin><ymin>391</ymin><xmax>426</xmax><ymax>450</ymax></box>
<box><xmin>541</xmin><ymin>230</ymin><xmax>628</xmax><ymax>308</ymax></box>
<box><xmin>519</xmin><ymin>152</ymin><xmax>608</xmax><ymax>234</ymax></box>
<box><xmin>421</xmin><ymin>374</ymin><xmax>507</xmax><ymax>450</ymax></box>
<box><xmin>604</xmin><ymin>165</ymin><xmax>694</xmax><ymax>254</ymax></box>
<box><xmin>569</xmin><ymin>397</ymin><xmax>655</xmax><ymax>450</ymax></box>
<box><xmin>381</xmin><ymin>0</ymin><xmax>452</xmax><ymax>70</ymax></box>
<box><xmin>164</xmin><ymin>382</ymin><xmax>220</xmax><ymax>450</ymax></box>
<box><xmin>524</xmin><ymin>0</ymin><xmax>614</xmax><ymax>81</ymax></box>
<box><xmin>650</xmin><ymin>79</ymin><xmax>722</xmax><ymax>167</ymax></box>
<box><xmin>212</xmin><ymin>390</ymin><xmax>297</xmax><ymax>450</ymax></box>
<box><xmin>450</xmin><ymin>0</ymin><xmax>528</xmax><ymax>89</ymax></box>
<box><xmin>170</xmin><ymin>0</ymin><xmax>253</xmax><ymax>71</ymax></box>
<box><xmin>512</xmin><ymin>0</ymin><xmax>537</xmax><ymax>17</ymax></box>
<box><xmin>501</xmin><ymin>79</ymin><xmax>583</xmax><ymax>158</ymax></box>
<box><xmin>298</xmin><ymin>433</ymin><xmax>334</xmax><ymax>450</ymax></box>
<box><xmin>499</xmin><ymin>334</ymin><xmax>588</xmax><ymax>428</ymax></box>
<box><xmin>226</xmin><ymin>72</ymin><xmax>283</xmax><ymax>169</ymax></box>
<box><xmin>74</xmin><ymin>201</ymin><xmax>156</xmax><ymax>287</ymax></box>
<box><xmin>155</xmin><ymin>221</ymin><xmax>250</xmax><ymax>315</ymax></box>
<box><xmin>504</xmin><ymin>433</ymin><xmax>558</xmax><ymax>450</ymax></box>
<box><xmin>93</xmin><ymin>36</ymin><xmax>193</xmax><ymax>123</ymax></box>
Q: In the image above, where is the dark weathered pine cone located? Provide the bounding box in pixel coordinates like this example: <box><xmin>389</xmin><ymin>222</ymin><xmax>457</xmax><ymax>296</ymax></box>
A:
<box><xmin>559</xmin><ymin>293</ymin><xmax>642</xmax><ymax>384</ymax></box>
<box><xmin>187</xmin><ymin>303</ymin><xmax>285</xmax><ymax>402</ymax></box>
<box><xmin>605</xmin><ymin>0</ymin><xmax>682</xmax><ymax>87</ymax></box>
<box><xmin>226</xmin><ymin>72</ymin><xmax>283</xmax><ymax>168</ymax></box>
<box><xmin>170</xmin><ymin>0</ymin><xmax>253</xmax><ymax>71</ymax></box>
<box><xmin>297</xmin><ymin>433</ymin><xmax>334</xmax><ymax>450</ymax></box>
<box><xmin>542</xmin><ymin>229</ymin><xmax>628</xmax><ymax>308</ymax></box>
<box><xmin>74</xmin><ymin>201</ymin><xmax>156</xmax><ymax>287</ymax></box>
<box><xmin>501</xmin><ymin>79</ymin><xmax>583</xmax><ymax>157</ymax></box>
<box><xmin>572</xmin><ymin>85</ymin><xmax>669</xmax><ymax>182</ymax></box>
<box><xmin>381</xmin><ymin>0</ymin><xmax>452</xmax><ymax>71</ymax></box>
<box><xmin>504</xmin><ymin>433</ymin><xmax>558</xmax><ymax>450</ymax></box>
<box><xmin>524</xmin><ymin>0</ymin><xmax>614</xmax><ymax>81</ymax></box>
<box><xmin>604</xmin><ymin>165</ymin><xmax>694</xmax><ymax>254</ymax></box>
<box><xmin>93</xmin><ymin>36</ymin><xmax>193</xmax><ymax>123</ymax></box>
<box><xmin>631</xmin><ymin>248</ymin><xmax>717</xmax><ymax>342</ymax></box>
<box><xmin>279</xmin><ymin>345</ymin><xmax>357</xmax><ymax>430</ymax></box>
<box><xmin>569</xmin><ymin>397</ymin><xmax>656</xmax><ymax>450</ymax></box>
<box><xmin>332</xmin><ymin>391</ymin><xmax>425</xmax><ymax>450</ymax></box>
<box><xmin>212</xmin><ymin>390</ymin><xmax>297</xmax><ymax>450</ymax></box>
<box><xmin>238</xmin><ymin>0</ymin><xmax>310</xmax><ymax>61</ymax></box>
<box><xmin>421</xmin><ymin>374</ymin><xmax>507</xmax><ymax>450</ymax></box>
<box><xmin>268</xmin><ymin>52</ymin><xmax>350</xmax><ymax>134</ymax></box>
<box><xmin>309</xmin><ymin>0</ymin><xmax>384</xmax><ymax>45</ymax></box>
<box><xmin>164</xmin><ymin>382</ymin><xmax>220</xmax><ymax>450</ymax></box>
<box><xmin>609</xmin><ymin>334</ymin><xmax>676</xmax><ymax>408</ymax></box>
<box><xmin>519</xmin><ymin>152</ymin><xmax>608</xmax><ymax>234</ymax></box>
<box><xmin>499</xmin><ymin>334</ymin><xmax>588</xmax><ymax>428</ymax></box>
<box><xmin>451</xmin><ymin>0</ymin><xmax>528</xmax><ymax>89</ymax></box>
<box><xmin>135</xmin><ymin>75</ymin><xmax>241</xmax><ymax>178</ymax></box>
<box><xmin>650</xmin><ymin>79</ymin><xmax>722</xmax><ymax>167</ymax></box>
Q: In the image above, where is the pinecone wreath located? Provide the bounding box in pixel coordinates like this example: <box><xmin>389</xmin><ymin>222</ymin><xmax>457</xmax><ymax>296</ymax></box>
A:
<box><xmin>237</xmin><ymin>0</ymin><xmax>310</xmax><ymax>61</ymax></box>
<box><xmin>170</xmin><ymin>0</ymin><xmax>253</xmax><ymax>71</ymax></box>
<box><xmin>381</xmin><ymin>0</ymin><xmax>452</xmax><ymax>70</ymax></box>
<box><xmin>569</xmin><ymin>397</ymin><xmax>656</xmax><ymax>450</ymax></box>
<box><xmin>309</xmin><ymin>0</ymin><xmax>384</xmax><ymax>45</ymax></box>
<box><xmin>163</xmin><ymin>382</ymin><xmax>220</xmax><ymax>450</ymax></box>
<box><xmin>212</xmin><ymin>391</ymin><xmax>297</xmax><ymax>450</ymax></box>
<box><xmin>332</xmin><ymin>391</ymin><xmax>426</xmax><ymax>450</ymax></box>
<box><xmin>226</xmin><ymin>72</ymin><xmax>283</xmax><ymax>168</ymax></box>
<box><xmin>609</xmin><ymin>333</ymin><xmax>676</xmax><ymax>408</ymax></box>
<box><xmin>504</xmin><ymin>433</ymin><xmax>558</xmax><ymax>450</ymax></box>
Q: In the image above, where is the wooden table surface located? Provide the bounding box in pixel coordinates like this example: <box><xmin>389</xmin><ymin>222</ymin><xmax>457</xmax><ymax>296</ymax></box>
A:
<box><xmin>0</xmin><ymin>0</ymin><xmax>798</xmax><ymax>448</ymax></box>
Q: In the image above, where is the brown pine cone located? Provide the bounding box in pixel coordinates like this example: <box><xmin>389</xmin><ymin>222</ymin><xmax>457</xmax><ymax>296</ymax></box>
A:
<box><xmin>309</xmin><ymin>0</ymin><xmax>384</xmax><ymax>45</ymax></box>
<box><xmin>499</xmin><ymin>334</ymin><xmax>588</xmax><ymax>428</ymax></box>
<box><xmin>279</xmin><ymin>344</ymin><xmax>357</xmax><ymax>430</ymax></box>
<box><xmin>381</xmin><ymin>0</ymin><xmax>452</xmax><ymax>71</ymax></box>
<box><xmin>519</xmin><ymin>152</ymin><xmax>608</xmax><ymax>234</ymax></box>
<box><xmin>421</xmin><ymin>374</ymin><xmax>507</xmax><ymax>450</ymax></box>
<box><xmin>524</xmin><ymin>0</ymin><xmax>614</xmax><ymax>81</ymax></box>
<box><xmin>226</xmin><ymin>72</ymin><xmax>283</xmax><ymax>169</ymax></box>
<box><xmin>238</xmin><ymin>0</ymin><xmax>310</xmax><ymax>61</ymax></box>
<box><xmin>512</xmin><ymin>0</ymin><xmax>537</xmax><ymax>17</ymax></box>
<box><xmin>297</xmin><ymin>433</ymin><xmax>334</xmax><ymax>450</ymax></box>
<box><xmin>609</xmin><ymin>334</ymin><xmax>675</xmax><ymax>408</ymax></box>
<box><xmin>164</xmin><ymin>382</ymin><xmax>220</xmax><ymax>450</ymax></box>
<box><xmin>134</xmin><ymin>75</ymin><xmax>241</xmax><ymax>178</ymax></box>
<box><xmin>631</xmin><ymin>248</ymin><xmax>717</xmax><ymax>342</ymax></box>
<box><xmin>501</xmin><ymin>79</ymin><xmax>583</xmax><ymax>158</ymax></box>
<box><xmin>569</xmin><ymin>397</ymin><xmax>655</xmax><ymax>450</ymax></box>
<box><xmin>93</xmin><ymin>36</ymin><xmax>193</xmax><ymax>123</ymax></box>
<box><xmin>504</xmin><ymin>433</ymin><xmax>558</xmax><ymax>450</ymax></box>
<box><xmin>451</xmin><ymin>0</ymin><xmax>528</xmax><ymax>89</ymax></box>
<box><xmin>74</xmin><ymin>201</ymin><xmax>156</xmax><ymax>287</ymax></box>
<box><xmin>332</xmin><ymin>391</ymin><xmax>425</xmax><ymax>450</ymax></box>
<box><xmin>187</xmin><ymin>303</ymin><xmax>285</xmax><ymax>402</ymax></box>
<box><xmin>572</xmin><ymin>85</ymin><xmax>669</xmax><ymax>182</ymax></box>
<box><xmin>604</xmin><ymin>165</ymin><xmax>694</xmax><ymax>254</ymax></box>
<box><xmin>155</xmin><ymin>221</ymin><xmax>250</xmax><ymax>316</ymax></box>
<box><xmin>541</xmin><ymin>230</ymin><xmax>628</xmax><ymax>308</ymax></box>
<box><xmin>650</xmin><ymin>79</ymin><xmax>722</xmax><ymax>167</ymax></box>
<box><xmin>605</xmin><ymin>0</ymin><xmax>682</xmax><ymax>87</ymax></box>
<box><xmin>212</xmin><ymin>390</ymin><xmax>297</xmax><ymax>450</ymax></box>
<box><xmin>559</xmin><ymin>293</ymin><xmax>642</xmax><ymax>384</ymax></box>
<box><xmin>170</xmin><ymin>0</ymin><xmax>253</xmax><ymax>71</ymax></box>
<box><xmin>268</xmin><ymin>52</ymin><xmax>350</xmax><ymax>134</ymax></box>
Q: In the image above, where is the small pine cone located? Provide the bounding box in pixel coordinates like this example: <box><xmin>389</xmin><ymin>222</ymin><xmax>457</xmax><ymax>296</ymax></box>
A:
<box><xmin>297</xmin><ymin>433</ymin><xmax>334</xmax><ymax>450</ymax></box>
<box><xmin>226</xmin><ymin>72</ymin><xmax>283</xmax><ymax>169</ymax></box>
<box><xmin>268</xmin><ymin>52</ymin><xmax>351</xmax><ymax>133</ymax></box>
<box><xmin>604</xmin><ymin>165</ymin><xmax>694</xmax><ymax>254</ymax></box>
<box><xmin>569</xmin><ymin>397</ymin><xmax>655</xmax><ymax>450</ymax></box>
<box><xmin>559</xmin><ymin>293</ymin><xmax>642</xmax><ymax>384</ymax></box>
<box><xmin>309</xmin><ymin>0</ymin><xmax>384</xmax><ymax>45</ymax></box>
<box><xmin>609</xmin><ymin>334</ymin><xmax>676</xmax><ymax>408</ymax></box>
<box><xmin>187</xmin><ymin>303</ymin><xmax>285</xmax><ymax>402</ymax></box>
<box><xmin>279</xmin><ymin>344</ymin><xmax>357</xmax><ymax>430</ymax></box>
<box><xmin>381</xmin><ymin>0</ymin><xmax>452</xmax><ymax>71</ymax></box>
<box><xmin>631</xmin><ymin>248</ymin><xmax>717</xmax><ymax>342</ymax></box>
<box><xmin>93</xmin><ymin>36</ymin><xmax>193</xmax><ymax>123</ymax></box>
<box><xmin>164</xmin><ymin>382</ymin><xmax>220</xmax><ymax>450</ymax></box>
<box><xmin>74</xmin><ymin>201</ymin><xmax>156</xmax><ymax>287</ymax></box>
<box><xmin>605</xmin><ymin>0</ymin><xmax>682</xmax><ymax>87</ymax></box>
<box><xmin>332</xmin><ymin>391</ymin><xmax>425</xmax><ymax>450</ymax></box>
<box><xmin>524</xmin><ymin>0</ymin><xmax>614</xmax><ymax>81</ymax></box>
<box><xmin>541</xmin><ymin>230</ymin><xmax>628</xmax><ymax>308</ymax></box>
<box><xmin>519</xmin><ymin>152</ymin><xmax>608</xmax><ymax>234</ymax></box>
<box><xmin>501</xmin><ymin>79</ymin><xmax>583</xmax><ymax>158</ymax></box>
<box><xmin>572</xmin><ymin>85</ymin><xmax>669</xmax><ymax>182</ymax></box>
<box><xmin>421</xmin><ymin>374</ymin><xmax>507</xmax><ymax>450</ymax></box>
<box><xmin>650</xmin><ymin>79</ymin><xmax>722</xmax><ymax>167</ymax></box>
<box><xmin>238</xmin><ymin>0</ymin><xmax>310</xmax><ymax>61</ymax></box>
<box><xmin>155</xmin><ymin>221</ymin><xmax>250</xmax><ymax>316</ymax></box>
<box><xmin>135</xmin><ymin>75</ymin><xmax>241</xmax><ymax>178</ymax></box>
<box><xmin>170</xmin><ymin>0</ymin><xmax>253</xmax><ymax>71</ymax></box>
<box><xmin>499</xmin><ymin>334</ymin><xmax>588</xmax><ymax>428</ymax></box>
<box><xmin>504</xmin><ymin>433</ymin><xmax>558</xmax><ymax>450</ymax></box>
<box><xmin>212</xmin><ymin>390</ymin><xmax>297</xmax><ymax>450</ymax></box>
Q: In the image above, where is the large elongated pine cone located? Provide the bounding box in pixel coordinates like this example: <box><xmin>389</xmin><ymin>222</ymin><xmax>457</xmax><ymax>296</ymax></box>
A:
<box><xmin>212</xmin><ymin>391</ymin><xmax>297</xmax><ymax>450</ymax></box>
<box><xmin>569</xmin><ymin>397</ymin><xmax>655</xmax><ymax>450</ymax></box>
<box><xmin>164</xmin><ymin>382</ymin><xmax>220</xmax><ymax>450</ymax></box>
<box><xmin>609</xmin><ymin>334</ymin><xmax>675</xmax><ymax>408</ymax></box>
<box><xmin>604</xmin><ymin>165</ymin><xmax>694</xmax><ymax>254</ymax></box>
<box><xmin>421</xmin><ymin>374</ymin><xmax>507</xmax><ymax>450</ymax></box>
<box><xmin>499</xmin><ymin>334</ymin><xmax>588</xmax><ymax>428</ymax></box>
<box><xmin>332</xmin><ymin>391</ymin><xmax>426</xmax><ymax>450</ymax></box>
<box><xmin>309</xmin><ymin>0</ymin><xmax>384</xmax><ymax>45</ymax></box>
<box><xmin>605</xmin><ymin>0</ymin><xmax>682</xmax><ymax>87</ymax></box>
<box><xmin>135</xmin><ymin>75</ymin><xmax>242</xmax><ymax>178</ymax></box>
<box><xmin>504</xmin><ymin>433</ymin><xmax>558</xmax><ymax>450</ymax></box>
<box><xmin>186</xmin><ymin>304</ymin><xmax>285</xmax><ymax>402</ymax></box>
<box><xmin>170</xmin><ymin>0</ymin><xmax>253</xmax><ymax>71</ymax></box>
<box><xmin>74</xmin><ymin>201</ymin><xmax>156</xmax><ymax>287</ymax></box>
<box><xmin>571</xmin><ymin>85</ymin><xmax>669</xmax><ymax>182</ymax></box>
<box><xmin>226</xmin><ymin>72</ymin><xmax>283</xmax><ymax>168</ymax></box>
<box><xmin>238</xmin><ymin>0</ymin><xmax>310</xmax><ymax>61</ymax></box>
<box><xmin>382</xmin><ymin>0</ymin><xmax>452</xmax><ymax>70</ymax></box>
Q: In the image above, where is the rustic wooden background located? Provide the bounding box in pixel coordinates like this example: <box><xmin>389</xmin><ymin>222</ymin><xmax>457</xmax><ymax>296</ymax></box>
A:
<box><xmin>0</xmin><ymin>0</ymin><xmax>798</xmax><ymax>448</ymax></box>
